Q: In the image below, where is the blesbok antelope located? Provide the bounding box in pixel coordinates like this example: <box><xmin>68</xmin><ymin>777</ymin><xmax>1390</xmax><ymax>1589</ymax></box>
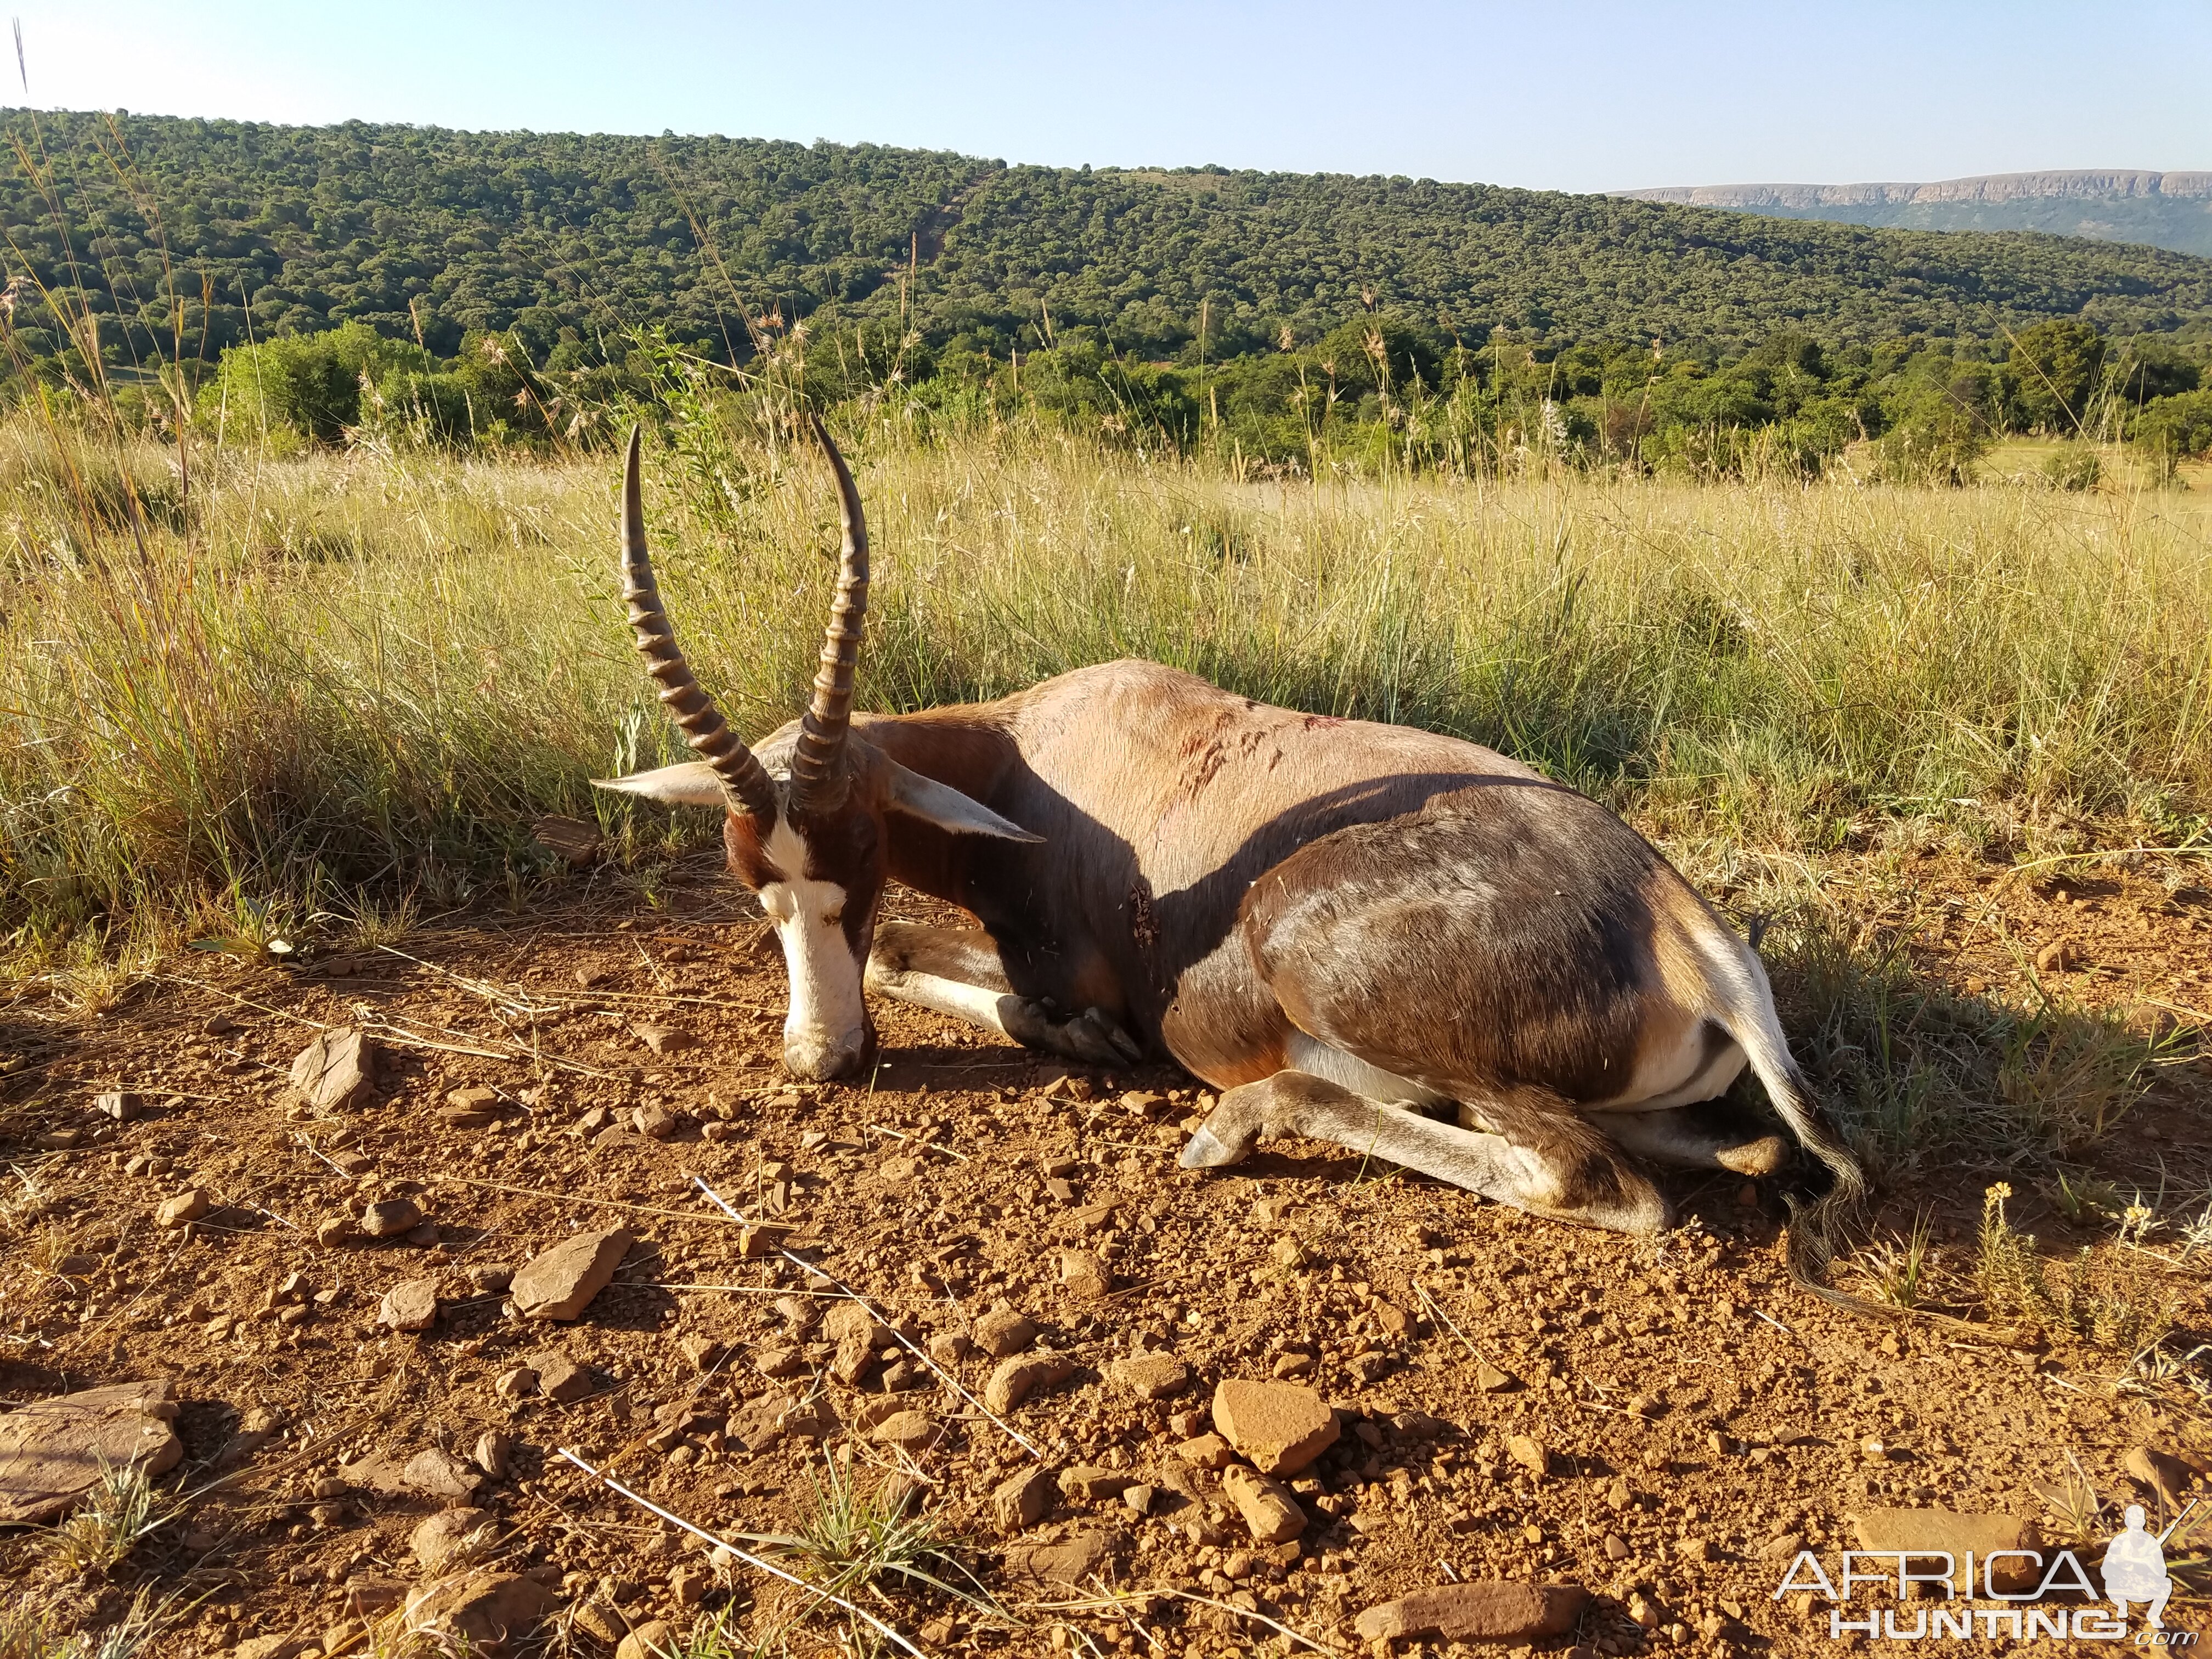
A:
<box><xmin>596</xmin><ymin>421</ymin><xmax>1863</xmax><ymax>1240</ymax></box>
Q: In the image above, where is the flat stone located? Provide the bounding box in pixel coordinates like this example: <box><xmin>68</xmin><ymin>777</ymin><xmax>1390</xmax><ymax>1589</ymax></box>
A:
<box><xmin>315</xmin><ymin>1214</ymin><xmax>360</xmax><ymax>1248</ymax></box>
<box><xmin>1212</xmin><ymin>1379</ymin><xmax>1340</xmax><ymax>1477</ymax></box>
<box><xmin>572</xmin><ymin>1602</ymin><xmax>630</xmax><ymax>1646</ymax></box>
<box><xmin>1060</xmin><ymin>1465</ymin><xmax>1136</xmax><ymax>1500</ymax></box>
<box><xmin>1494</xmin><ymin>1429</ymin><xmax>1548</xmax><ymax>1476</ymax></box>
<box><xmin>1058</xmin><ymin>1248</ymin><xmax>1111</xmax><ymax>1299</ymax></box>
<box><xmin>336</xmin><ymin>1452</ymin><xmax>413</xmax><ymax>1494</ymax></box>
<box><xmin>679</xmin><ymin>1335</ymin><xmax>725</xmax><ymax>1371</ymax></box>
<box><xmin>727</xmin><ymin>1397</ymin><xmax>789</xmax><ymax>1454</ymax></box>
<box><xmin>360</xmin><ymin>1198</ymin><xmax>424</xmax><ymax>1238</ymax></box>
<box><xmin>632</xmin><ymin>1106</ymin><xmax>679</xmax><ymax>1140</ymax></box>
<box><xmin>984</xmin><ymin>1352</ymin><xmax>1076</xmax><ymax>1414</ymax></box>
<box><xmin>993</xmin><ymin>1467</ymin><xmax>1058</xmax><ymax>1532</ymax></box>
<box><xmin>231</xmin><ymin>1639</ymin><xmax>309</xmax><ymax>1659</ymax></box>
<box><xmin>378</xmin><ymin>1278</ymin><xmax>442</xmax><ymax>1332</ymax></box>
<box><xmin>157</xmin><ymin>1189</ymin><xmax>212</xmax><ymax>1227</ymax></box>
<box><xmin>2128</xmin><ymin>1446</ymin><xmax>2194</xmax><ymax>1508</ymax></box>
<box><xmin>753</xmin><ymin>1345</ymin><xmax>805</xmax><ymax>1379</ymax></box>
<box><xmin>1124</xmin><ymin>1483</ymin><xmax>1157</xmax><ymax>1516</ymax></box>
<box><xmin>1475</xmin><ymin>1360</ymin><xmax>1520</xmax><ymax>1392</ymax></box>
<box><xmin>510</xmin><ymin>1228</ymin><xmax>633</xmax><ymax>1320</ymax></box>
<box><xmin>412</xmin><ymin>1506</ymin><xmax>493</xmax><ymax>1570</ymax></box>
<box><xmin>0</xmin><ymin>1380</ymin><xmax>184</xmax><ymax>1524</ymax></box>
<box><xmin>447</xmin><ymin>1086</ymin><xmax>499</xmax><ymax>1111</ymax></box>
<box><xmin>94</xmin><ymin>1090</ymin><xmax>143</xmax><ymax>1121</ymax></box>
<box><xmin>1222</xmin><ymin>1464</ymin><xmax>1306</xmax><ymax>1544</ymax></box>
<box><xmin>1002</xmin><ymin>1528</ymin><xmax>1126</xmax><ymax>1587</ymax></box>
<box><xmin>973</xmin><ymin>1309</ymin><xmax>1037</xmax><ymax>1358</ymax></box>
<box><xmin>823</xmin><ymin>1302</ymin><xmax>883</xmax><ymax>1346</ymax></box>
<box><xmin>868</xmin><ymin>1411</ymin><xmax>940</xmax><ymax>1452</ymax></box>
<box><xmin>342</xmin><ymin>1575</ymin><xmax>410</xmax><ymax>1615</ymax></box>
<box><xmin>403</xmin><ymin>1448</ymin><xmax>483</xmax><ymax>1500</ymax></box>
<box><xmin>528</xmin><ymin>1351</ymin><xmax>593</xmax><ymax>1403</ymax></box>
<box><xmin>615</xmin><ymin>1620</ymin><xmax>675</xmax><ymax>1659</ymax></box>
<box><xmin>830</xmin><ymin>1334</ymin><xmax>877</xmax><ymax>1385</ymax></box>
<box><xmin>1105</xmin><ymin>1353</ymin><xmax>1190</xmax><ymax>1400</ymax></box>
<box><xmin>494</xmin><ymin>1366</ymin><xmax>538</xmax><ymax>1401</ymax></box>
<box><xmin>474</xmin><ymin>1430</ymin><xmax>514</xmax><ymax>1479</ymax></box>
<box><xmin>849</xmin><ymin>1397</ymin><xmax>911</xmax><ymax>1432</ymax></box>
<box><xmin>1355</xmin><ymin>1582</ymin><xmax>1590</xmax><ymax>1643</ymax></box>
<box><xmin>1173</xmin><ymin>1432</ymin><xmax>1235</xmax><ymax>1470</ymax></box>
<box><xmin>1853</xmin><ymin>1509</ymin><xmax>2041</xmax><ymax>1593</ymax></box>
<box><xmin>291</xmin><ymin>1028</ymin><xmax>378</xmax><ymax>1112</ymax></box>
<box><xmin>633</xmin><ymin>1024</ymin><xmax>698</xmax><ymax>1056</ymax></box>
<box><xmin>403</xmin><ymin>1570</ymin><xmax>556</xmax><ymax>1650</ymax></box>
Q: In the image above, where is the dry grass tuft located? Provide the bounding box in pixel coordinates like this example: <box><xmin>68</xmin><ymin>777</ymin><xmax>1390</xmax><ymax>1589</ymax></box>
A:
<box><xmin>43</xmin><ymin>1462</ymin><xmax>183</xmax><ymax>1580</ymax></box>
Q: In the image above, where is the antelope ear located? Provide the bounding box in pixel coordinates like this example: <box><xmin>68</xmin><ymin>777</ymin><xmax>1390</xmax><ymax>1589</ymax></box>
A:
<box><xmin>882</xmin><ymin>759</ymin><xmax>1043</xmax><ymax>842</ymax></box>
<box><xmin>590</xmin><ymin>761</ymin><xmax>730</xmax><ymax>808</ymax></box>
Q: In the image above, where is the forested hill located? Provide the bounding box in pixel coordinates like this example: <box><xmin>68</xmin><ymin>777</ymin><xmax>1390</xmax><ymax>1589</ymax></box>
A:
<box><xmin>12</xmin><ymin>108</ymin><xmax>2212</xmax><ymax>370</ymax></box>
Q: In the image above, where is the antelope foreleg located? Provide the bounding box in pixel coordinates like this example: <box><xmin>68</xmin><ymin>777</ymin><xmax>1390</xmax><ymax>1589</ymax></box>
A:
<box><xmin>865</xmin><ymin>923</ymin><xmax>1141</xmax><ymax>1064</ymax></box>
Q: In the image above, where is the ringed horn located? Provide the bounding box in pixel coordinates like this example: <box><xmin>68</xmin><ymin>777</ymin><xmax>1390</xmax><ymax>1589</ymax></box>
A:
<box><xmin>618</xmin><ymin>416</ymin><xmax>870</xmax><ymax>822</ymax></box>
<box><xmin>787</xmin><ymin>410</ymin><xmax>871</xmax><ymax>815</ymax></box>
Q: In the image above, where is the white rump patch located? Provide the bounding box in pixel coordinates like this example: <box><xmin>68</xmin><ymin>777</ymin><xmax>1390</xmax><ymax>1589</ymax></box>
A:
<box><xmin>759</xmin><ymin>817</ymin><xmax>867</xmax><ymax>1077</ymax></box>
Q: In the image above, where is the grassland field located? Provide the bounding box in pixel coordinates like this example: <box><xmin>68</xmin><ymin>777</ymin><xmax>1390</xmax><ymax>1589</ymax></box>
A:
<box><xmin>5</xmin><ymin>407</ymin><xmax>2212</xmax><ymax>1657</ymax></box>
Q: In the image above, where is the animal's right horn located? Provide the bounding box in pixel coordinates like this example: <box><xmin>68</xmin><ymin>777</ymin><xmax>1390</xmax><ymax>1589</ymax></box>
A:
<box><xmin>619</xmin><ymin>426</ymin><xmax>779</xmax><ymax>823</ymax></box>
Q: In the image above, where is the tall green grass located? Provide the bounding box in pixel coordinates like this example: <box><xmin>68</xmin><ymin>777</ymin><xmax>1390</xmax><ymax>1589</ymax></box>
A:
<box><xmin>4</xmin><ymin>407</ymin><xmax>2208</xmax><ymax>964</ymax></box>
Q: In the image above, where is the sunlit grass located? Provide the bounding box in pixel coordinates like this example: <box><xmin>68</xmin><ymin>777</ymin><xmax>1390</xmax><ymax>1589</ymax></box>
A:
<box><xmin>2</xmin><ymin>408</ymin><xmax>2207</xmax><ymax>1164</ymax></box>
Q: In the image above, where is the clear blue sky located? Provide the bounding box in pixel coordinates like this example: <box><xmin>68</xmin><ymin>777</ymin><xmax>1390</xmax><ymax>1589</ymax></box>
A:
<box><xmin>16</xmin><ymin>1</ymin><xmax>2210</xmax><ymax>193</ymax></box>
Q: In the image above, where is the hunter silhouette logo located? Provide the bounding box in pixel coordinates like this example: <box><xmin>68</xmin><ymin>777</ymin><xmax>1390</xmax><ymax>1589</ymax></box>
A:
<box><xmin>2104</xmin><ymin>1504</ymin><xmax>2185</xmax><ymax>1633</ymax></box>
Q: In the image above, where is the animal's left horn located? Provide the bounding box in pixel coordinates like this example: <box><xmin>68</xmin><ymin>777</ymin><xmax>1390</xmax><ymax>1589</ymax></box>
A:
<box><xmin>788</xmin><ymin>411</ymin><xmax>870</xmax><ymax>815</ymax></box>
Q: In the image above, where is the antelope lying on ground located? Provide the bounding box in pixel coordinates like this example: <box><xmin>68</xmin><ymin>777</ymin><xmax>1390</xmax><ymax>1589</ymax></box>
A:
<box><xmin>596</xmin><ymin>422</ymin><xmax>1863</xmax><ymax>1241</ymax></box>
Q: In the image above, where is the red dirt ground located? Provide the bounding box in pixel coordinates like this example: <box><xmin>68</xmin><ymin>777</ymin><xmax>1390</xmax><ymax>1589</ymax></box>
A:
<box><xmin>3</xmin><ymin>845</ymin><xmax>2210</xmax><ymax>1658</ymax></box>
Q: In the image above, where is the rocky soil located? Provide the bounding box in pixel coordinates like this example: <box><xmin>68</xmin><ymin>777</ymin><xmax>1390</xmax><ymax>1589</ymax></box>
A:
<box><xmin>3</xmin><ymin>849</ymin><xmax>2210</xmax><ymax>1657</ymax></box>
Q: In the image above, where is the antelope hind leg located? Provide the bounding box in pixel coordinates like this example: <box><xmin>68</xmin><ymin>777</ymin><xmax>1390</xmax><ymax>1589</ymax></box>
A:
<box><xmin>1592</xmin><ymin>1097</ymin><xmax>1789</xmax><ymax>1175</ymax></box>
<box><xmin>1182</xmin><ymin>1069</ymin><xmax>1668</xmax><ymax>1234</ymax></box>
<box><xmin>865</xmin><ymin>922</ymin><xmax>1141</xmax><ymax>1065</ymax></box>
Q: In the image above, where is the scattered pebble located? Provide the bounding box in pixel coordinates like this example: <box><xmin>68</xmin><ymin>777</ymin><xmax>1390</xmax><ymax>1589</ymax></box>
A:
<box><xmin>359</xmin><ymin>1198</ymin><xmax>423</xmax><ymax>1239</ymax></box>
<box><xmin>510</xmin><ymin>1228</ymin><xmax>633</xmax><ymax>1321</ymax></box>
<box><xmin>157</xmin><ymin>1189</ymin><xmax>212</xmax><ymax>1228</ymax></box>
<box><xmin>972</xmin><ymin>1308</ymin><xmax>1037</xmax><ymax>1358</ymax></box>
<box><xmin>1355</xmin><ymin>1582</ymin><xmax>1590</xmax><ymax>1643</ymax></box>
<box><xmin>1212</xmin><ymin>1379</ymin><xmax>1340</xmax><ymax>1476</ymax></box>
<box><xmin>376</xmin><ymin>1278</ymin><xmax>441</xmax><ymax>1333</ymax></box>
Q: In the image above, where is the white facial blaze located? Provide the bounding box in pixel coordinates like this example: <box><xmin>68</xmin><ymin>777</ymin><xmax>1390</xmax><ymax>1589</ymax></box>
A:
<box><xmin>759</xmin><ymin>819</ymin><xmax>867</xmax><ymax>1078</ymax></box>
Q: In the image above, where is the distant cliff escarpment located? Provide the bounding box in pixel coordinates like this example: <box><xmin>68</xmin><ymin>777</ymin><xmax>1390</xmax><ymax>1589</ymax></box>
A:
<box><xmin>1618</xmin><ymin>171</ymin><xmax>2212</xmax><ymax>257</ymax></box>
